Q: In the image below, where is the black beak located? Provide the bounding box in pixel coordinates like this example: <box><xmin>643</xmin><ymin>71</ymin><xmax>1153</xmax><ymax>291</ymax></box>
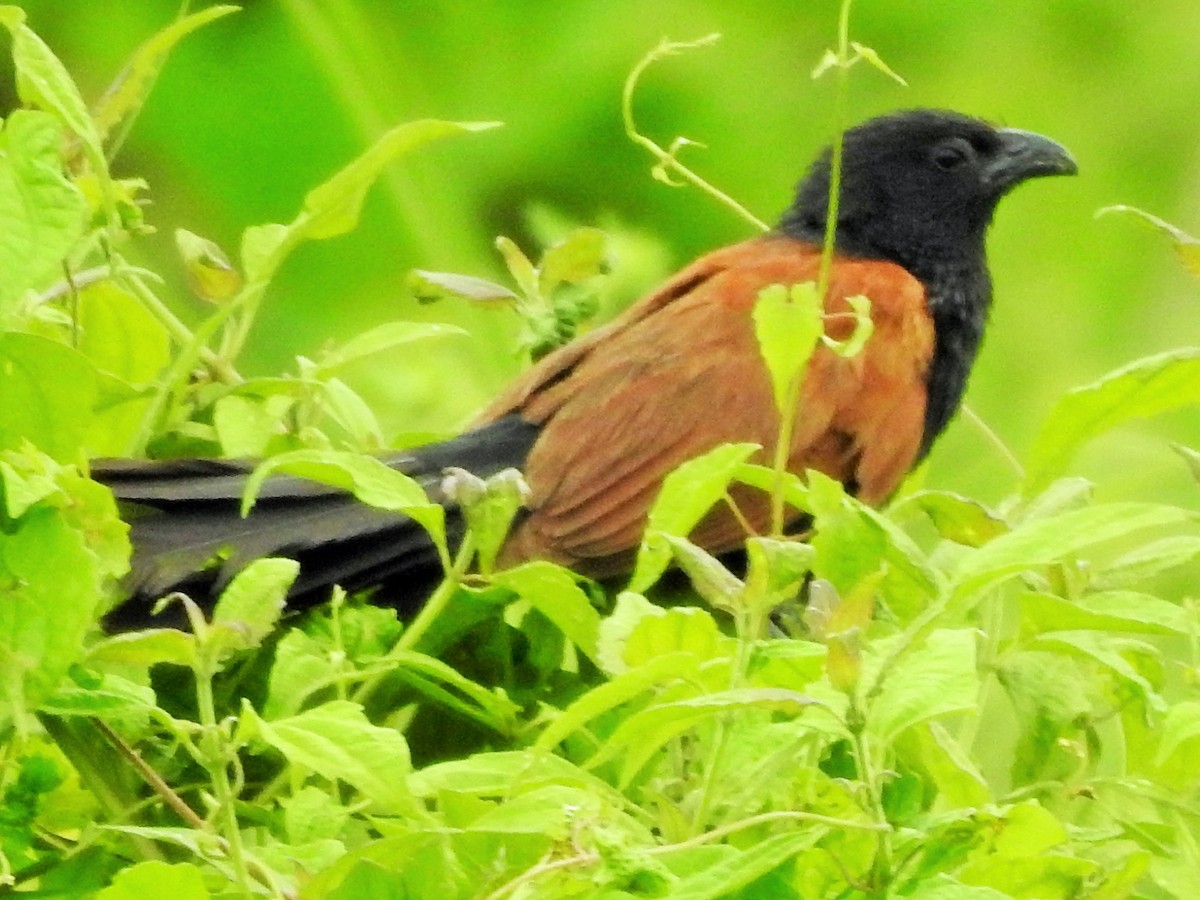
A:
<box><xmin>983</xmin><ymin>128</ymin><xmax>1078</xmax><ymax>193</ymax></box>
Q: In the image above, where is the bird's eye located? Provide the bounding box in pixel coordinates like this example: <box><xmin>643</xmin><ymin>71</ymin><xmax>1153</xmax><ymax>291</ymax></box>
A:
<box><xmin>931</xmin><ymin>138</ymin><xmax>975</xmax><ymax>171</ymax></box>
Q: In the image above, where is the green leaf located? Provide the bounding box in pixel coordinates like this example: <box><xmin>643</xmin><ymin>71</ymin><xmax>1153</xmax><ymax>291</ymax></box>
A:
<box><xmin>622</xmin><ymin>604</ymin><xmax>732</xmax><ymax>671</ymax></box>
<box><xmin>92</xmin><ymin>6</ymin><xmax>240</xmax><ymax>148</ymax></box>
<box><xmin>657</xmin><ymin>533</ymin><xmax>744</xmax><ymax>612</ymax></box>
<box><xmin>595</xmin><ymin>687</ymin><xmax>819</xmax><ymax>787</ymax></box>
<box><xmin>1156</xmin><ymin>700</ymin><xmax>1200</xmax><ymax>765</ymax></box>
<box><xmin>174</xmin><ymin>227</ymin><xmax>242</xmax><ymax>302</ymax></box>
<box><xmin>895</xmin><ymin>490</ymin><xmax>1008</xmax><ymax>547</ymax></box>
<box><xmin>743</xmin><ymin>536</ymin><xmax>815</xmax><ymax>615</ymax></box>
<box><xmin>1020</xmin><ymin>590</ymin><xmax>1195</xmax><ymax>637</ymax></box>
<box><xmin>495</xmin><ymin>235</ymin><xmax>539</xmax><ymax>299</ymax></box>
<box><xmin>408</xmin><ymin>750</ymin><xmax>622</xmax><ymax>803</ymax></box>
<box><xmin>77</xmin><ymin>281</ymin><xmax>171</xmax><ymax>385</ymax></box>
<box><xmin>406</xmin><ymin>268</ymin><xmax>519</xmax><ymax>306</ymax></box>
<box><xmin>40</xmin><ymin>679</ymin><xmax>156</xmax><ymax>721</ymax></box>
<box><xmin>302</xmin><ymin>119</ymin><xmax>501</xmax><ymax>241</ymax></box>
<box><xmin>665</xmin><ymin>829</ymin><xmax>823</xmax><ymax>899</ymax></box>
<box><xmin>538</xmin><ymin>226</ymin><xmax>608</xmax><ymax>293</ymax></box>
<box><xmin>264</xmin><ymin>627</ymin><xmax>334</xmax><ymax>719</ymax></box>
<box><xmin>238</xmin><ymin>119</ymin><xmax>498</xmax><ymax>293</ymax></box>
<box><xmin>242</xmin><ymin>449</ymin><xmax>446</xmax><ymax>553</ymax></box>
<box><xmin>239</xmin><ymin>221</ymin><xmax>290</xmax><ymax>286</ymax></box>
<box><xmin>628</xmin><ymin>442</ymin><xmax>760</xmax><ymax>593</ymax></box>
<box><xmin>246</xmin><ymin>700</ymin><xmax>422</xmax><ymax>816</ymax></box>
<box><xmin>319</xmin><ymin>376</ymin><xmax>385</xmax><ymax>448</ymax></box>
<box><xmin>0</xmin><ymin>110</ymin><xmax>88</xmax><ymax>315</ymax></box>
<box><xmin>1</xmin><ymin>14</ymin><xmax>100</xmax><ymax>153</ymax></box>
<box><xmin>316</xmin><ymin>321</ymin><xmax>468</xmax><ymax>374</ymax></box>
<box><xmin>491</xmin><ymin>561</ymin><xmax>602</xmax><ymax>664</ymax></box>
<box><xmin>1032</xmin><ymin>630</ymin><xmax>1167</xmax><ymax>713</ymax></box>
<box><xmin>212</xmin><ymin>394</ymin><xmax>282</xmax><ymax>458</ymax></box>
<box><xmin>87</xmin><ymin>629</ymin><xmax>198</xmax><ymax>670</ymax></box>
<box><xmin>1097</xmin><ymin>204</ymin><xmax>1200</xmax><ymax>280</ymax></box>
<box><xmin>209</xmin><ymin>557</ymin><xmax>297</xmax><ymax>657</ymax></box>
<box><xmin>0</xmin><ymin>495</ymin><xmax>103</xmax><ymax>712</ymax></box>
<box><xmin>866</xmin><ymin>629</ymin><xmax>978</xmax><ymax>742</ymax></box>
<box><xmin>533</xmin><ymin>650</ymin><xmax>699</xmax><ymax>752</ymax></box>
<box><xmin>752</xmin><ymin>281</ymin><xmax>823</xmax><ymax>416</ymax></box>
<box><xmin>901</xmin><ymin>722</ymin><xmax>989</xmax><ymax>809</ymax></box>
<box><xmin>950</xmin><ymin>501</ymin><xmax>1195</xmax><ymax>604</ymax></box>
<box><xmin>1091</xmin><ymin>535</ymin><xmax>1200</xmax><ymax>588</ymax></box>
<box><xmin>381</xmin><ymin>648</ymin><xmax>521</xmax><ymax>733</ymax></box>
<box><xmin>1025</xmin><ymin>349</ymin><xmax>1200</xmax><ymax>495</ymax></box>
<box><xmin>0</xmin><ymin>333</ymin><xmax>99</xmax><ymax>461</ymax></box>
<box><xmin>95</xmin><ymin>860</ymin><xmax>210</xmax><ymax>900</ymax></box>
<box><xmin>995</xmin><ymin>649</ymin><xmax>1092</xmax><ymax>786</ymax></box>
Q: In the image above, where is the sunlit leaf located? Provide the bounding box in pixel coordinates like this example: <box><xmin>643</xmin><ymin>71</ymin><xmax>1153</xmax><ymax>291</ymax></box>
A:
<box><xmin>866</xmin><ymin>629</ymin><xmax>978</xmax><ymax>742</ymax></box>
<box><xmin>1025</xmin><ymin>349</ymin><xmax>1200</xmax><ymax>495</ymax></box>
<box><xmin>538</xmin><ymin>226</ymin><xmax>607</xmax><ymax>293</ymax></box>
<box><xmin>209</xmin><ymin>557</ymin><xmax>298</xmax><ymax>657</ymax></box>
<box><xmin>0</xmin><ymin>110</ymin><xmax>87</xmax><ymax>314</ymax></box>
<box><xmin>92</xmin><ymin>6</ymin><xmax>240</xmax><ymax>148</ymax></box>
<box><xmin>245</xmin><ymin>700</ymin><xmax>422</xmax><ymax>816</ymax></box>
<box><xmin>317</xmin><ymin>320</ymin><xmax>468</xmax><ymax>373</ymax></box>
<box><xmin>491</xmin><ymin>561</ymin><xmax>601</xmax><ymax>664</ymax></box>
<box><xmin>96</xmin><ymin>860</ymin><xmax>209</xmax><ymax>900</ymax></box>
<box><xmin>242</xmin><ymin>448</ymin><xmax>445</xmax><ymax>552</ymax></box>
<box><xmin>175</xmin><ymin>227</ymin><xmax>242</xmax><ymax>302</ymax></box>
<box><xmin>752</xmin><ymin>281</ymin><xmax>823</xmax><ymax>416</ymax></box>
<box><xmin>0</xmin><ymin>333</ymin><xmax>98</xmax><ymax>461</ymax></box>
<box><xmin>628</xmin><ymin>442</ymin><xmax>759</xmax><ymax>593</ymax></box>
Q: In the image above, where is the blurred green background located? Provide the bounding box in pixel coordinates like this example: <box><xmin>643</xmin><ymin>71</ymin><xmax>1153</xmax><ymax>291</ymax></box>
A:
<box><xmin>6</xmin><ymin>0</ymin><xmax>1199</xmax><ymax>503</ymax></box>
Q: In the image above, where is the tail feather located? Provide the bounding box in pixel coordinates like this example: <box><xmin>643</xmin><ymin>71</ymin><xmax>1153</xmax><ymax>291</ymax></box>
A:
<box><xmin>95</xmin><ymin>416</ymin><xmax>540</xmax><ymax>628</ymax></box>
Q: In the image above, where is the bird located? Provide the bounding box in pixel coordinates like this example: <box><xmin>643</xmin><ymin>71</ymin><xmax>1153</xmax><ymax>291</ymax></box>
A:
<box><xmin>95</xmin><ymin>109</ymin><xmax>1077</xmax><ymax>630</ymax></box>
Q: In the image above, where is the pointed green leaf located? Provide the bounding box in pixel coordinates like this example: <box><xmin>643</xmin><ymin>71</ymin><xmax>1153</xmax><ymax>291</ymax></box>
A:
<box><xmin>491</xmin><ymin>561</ymin><xmax>602</xmax><ymax>664</ymax></box>
<box><xmin>1156</xmin><ymin>700</ymin><xmax>1200</xmax><ymax>765</ymax></box>
<box><xmin>96</xmin><ymin>860</ymin><xmax>209</xmax><ymax>900</ymax></box>
<box><xmin>92</xmin><ymin>6</ymin><xmax>240</xmax><ymax>147</ymax></box>
<box><xmin>242</xmin><ymin>449</ymin><xmax>445</xmax><ymax>553</ymax></box>
<box><xmin>209</xmin><ymin>557</ymin><xmax>297</xmax><ymax>655</ymax></box>
<box><xmin>302</xmin><ymin>119</ymin><xmax>501</xmax><ymax>241</ymax></box>
<box><xmin>866</xmin><ymin>629</ymin><xmax>978</xmax><ymax>742</ymax></box>
<box><xmin>752</xmin><ymin>281</ymin><xmax>823</xmax><ymax>416</ymax></box>
<box><xmin>1025</xmin><ymin>349</ymin><xmax>1200</xmax><ymax>495</ymax></box>
<box><xmin>538</xmin><ymin>226</ymin><xmax>607</xmax><ymax>293</ymax></box>
<box><xmin>951</xmin><ymin>502</ymin><xmax>1195</xmax><ymax>603</ymax></box>
<box><xmin>2</xmin><ymin>13</ymin><xmax>99</xmax><ymax>151</ymax></box>
<box><xmin>628</xmin><ymin>442</ymin><xmax>760</xmax><ymax>593</ymax></box>
<box><xmin>0</xmin><ymin>333</ymin><xmax>98</xmax><ymax>461</ymax></box>
<box><xmin>668</xmin><ymin>830</ymin><xmax>824</xmax><ymax>900</ymax></box>
<box><xmin>246</xmin><ymin>700</ymin><xmax>421</xmax><ymax>816</ymax></box>
<box><xmin>317</xmin><ymin>320</ymin><xmax>467</xmax><ymax>374</ymax></box>
<box><xmin>0</xmin><ymin>110</ymin><xmax>88</xmax><ymax>314</ymax></box>
<box><xmin>1032</xmin><ymin>630</ymin><xmax>1166</xmax><ymax>712</ymax></box>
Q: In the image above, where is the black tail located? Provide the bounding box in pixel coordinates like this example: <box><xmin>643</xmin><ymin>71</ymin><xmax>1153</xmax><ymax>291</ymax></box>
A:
<box><xmin>95</xmin><ymin>417</ymin><xmax>540</xmax><ymax>630</ymax></box>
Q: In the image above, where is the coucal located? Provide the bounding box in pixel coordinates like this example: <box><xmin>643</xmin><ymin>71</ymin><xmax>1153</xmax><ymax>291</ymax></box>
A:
<box><xmin>96</xmin><ymin>109</ymin><xmax>1077</xmax><ymax>629</ymax></box>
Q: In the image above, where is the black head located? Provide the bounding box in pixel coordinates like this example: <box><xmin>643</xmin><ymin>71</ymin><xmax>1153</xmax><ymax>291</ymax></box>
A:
<box><xmin>779</xmin><ymin>109</ymin><xmax>1077</xmax><ymax>272</ymax></box>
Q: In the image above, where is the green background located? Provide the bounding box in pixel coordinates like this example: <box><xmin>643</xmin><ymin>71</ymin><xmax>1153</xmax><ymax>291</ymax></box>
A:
<box><xmin>8</xmin><ymin>0</ymin><xmax>1199</xmax><ymax>502</ymax></box>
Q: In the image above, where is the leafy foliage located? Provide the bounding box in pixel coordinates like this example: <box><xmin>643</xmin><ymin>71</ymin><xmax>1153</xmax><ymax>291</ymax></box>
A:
<box><xmin>1</xmin><ymin>7</ymin><xmax>1199</xmax><ymax>899</ymax></box>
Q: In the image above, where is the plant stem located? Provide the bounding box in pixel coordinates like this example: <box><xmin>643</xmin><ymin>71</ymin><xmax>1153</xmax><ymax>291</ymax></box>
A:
<box><xmin>352</xmin><ymin>531</ymin><xmax>476</xmax><ymax>706</ymax></box>
<box><xmin>622</xmin><ymin>35</ymin><xmax>769</xmax><ymax>233</ymax></box>
<box><xmin>193</xmin><ymin>665</ymin><xmax>253</xmax><ymax>895</ymax></box>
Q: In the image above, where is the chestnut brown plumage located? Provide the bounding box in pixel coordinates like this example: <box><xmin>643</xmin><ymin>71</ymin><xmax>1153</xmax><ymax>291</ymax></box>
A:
<box><xmin>96</xmin><ymin>109</ymin><xmax>1076</xmax><ymax>629</ymax></box>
